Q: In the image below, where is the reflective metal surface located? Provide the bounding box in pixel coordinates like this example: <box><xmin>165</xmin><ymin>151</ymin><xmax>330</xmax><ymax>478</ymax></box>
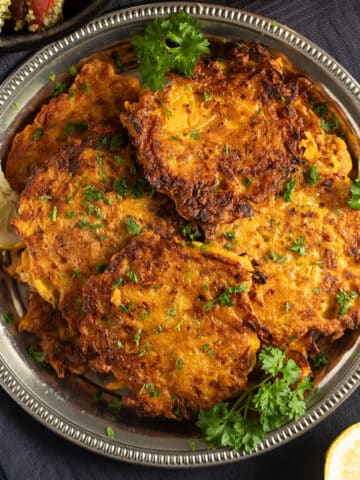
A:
<box><xmin>0</xmin><ymin>2</ymin><xmax>359</xmax><ymax>467</ymax></box>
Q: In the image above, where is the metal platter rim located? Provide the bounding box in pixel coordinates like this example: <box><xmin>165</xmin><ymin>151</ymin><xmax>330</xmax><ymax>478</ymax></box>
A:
<box><xmin>0</xmin><ymin>1</ymin><xmax>359</xmax><ymax>467</ymax></box>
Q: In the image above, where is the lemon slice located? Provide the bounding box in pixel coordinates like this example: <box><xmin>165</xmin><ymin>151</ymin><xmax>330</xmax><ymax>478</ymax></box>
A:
<box><xmin>0</xmin><ymin>167</ymin><xmax>24</xmax><ymax>250</ymax></box>
<box><xmin>324</xmin><ymin>422</ymin><xmax>360</xmax><ymax>480</ymax></box>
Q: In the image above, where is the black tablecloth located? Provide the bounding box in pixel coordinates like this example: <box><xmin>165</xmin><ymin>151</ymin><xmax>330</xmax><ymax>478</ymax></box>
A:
<box><xmin>0</xmin><ymin>1</ymin><xmax>359</xmax><ymax>479</ymax></box>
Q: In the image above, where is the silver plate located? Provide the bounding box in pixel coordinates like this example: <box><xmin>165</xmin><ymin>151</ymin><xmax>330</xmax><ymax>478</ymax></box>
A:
<box><xmin>0</xmin><ymin>2</ymin><xmax>360</xmax><ymax>468</ymax></box>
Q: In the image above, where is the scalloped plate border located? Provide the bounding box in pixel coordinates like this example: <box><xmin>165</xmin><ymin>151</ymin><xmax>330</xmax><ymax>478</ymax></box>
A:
<box><xmin>0</xmin><ymin>2</ymin><xmax>360</xmax><ymax>467</ymax></box>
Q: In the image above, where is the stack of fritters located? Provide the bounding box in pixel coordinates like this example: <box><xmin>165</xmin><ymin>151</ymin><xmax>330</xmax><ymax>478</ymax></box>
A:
<box><xmin>9</xmin><ymin>42</ymin><xmax>360</xmax><ymax>419</ymax></box>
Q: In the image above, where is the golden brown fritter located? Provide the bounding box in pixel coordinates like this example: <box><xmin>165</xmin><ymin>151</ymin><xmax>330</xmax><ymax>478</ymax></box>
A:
<box><xmin>122</xmin><ymin>42</ymin><xmax>312</xmax><ymax>228</ymax></box>
<box><xmin>13</xmin><ymin>142</ymin><xmax>181</xmax><ymax>334</ymax></box>
<box><xmin>6</xmin><ymin>59</ymin><xmax>142</xmax><ymax>192</ymax></box>
<box><xmin>80</xmin><ymin>233</ymin><xmax>260</xmax><ymax>418</ymax></box>
<box><xmin>211</xmin><ymin>175</ymin><xmax>360</xmax><ymax>348</ymax></box>
<box><xmin>19</xmin><ymin>292</ymin><xmax>88</xmax><ymax>377</ymax></box>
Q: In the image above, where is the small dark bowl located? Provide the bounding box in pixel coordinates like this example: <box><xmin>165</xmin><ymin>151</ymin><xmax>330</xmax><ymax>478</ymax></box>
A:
<box><xmin>0</xmin><ymin>0</ymin><xmax>109</xmax><ymax>51</ymax></box>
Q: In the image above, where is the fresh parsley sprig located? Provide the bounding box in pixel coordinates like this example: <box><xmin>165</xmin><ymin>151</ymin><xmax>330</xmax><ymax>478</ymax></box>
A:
<box><xmin>131</xmin><ymin>12</ymin><xmax>210</xmax><ymax>91</ymax></box>
<box><xmin>348</xmin><ymin>156</ymin><xmax>360</xmax><ymax>210</ymax></box>
<box><xmin>197</xmin><ymin>347</ymin><xmax>312</xmax><ymax>453</ymax></box>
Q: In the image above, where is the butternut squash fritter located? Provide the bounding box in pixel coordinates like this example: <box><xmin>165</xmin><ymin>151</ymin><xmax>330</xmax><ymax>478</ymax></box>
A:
<box><xmin>122</xmin><ymin>42</ymin><xmax>311</xmax><ymax>228</ymax></box>
<box><xmin>13</xmin><ymin>143</ymin><xmax>181</xmax><ymax>334</ymax></box>
<box><xmin>80</xmin><ymin>233</ymin><xmax>260</xmax><ymax>418</ymax></box>
<box><xmin>6</xmin><ymin>59</ymin><xmax>141</xmax><ymax>192</ymax></box>
<box><xmin>211</xmin><ymin>177</ymin><xmax>360</xmax><ymax>348</ymax></box>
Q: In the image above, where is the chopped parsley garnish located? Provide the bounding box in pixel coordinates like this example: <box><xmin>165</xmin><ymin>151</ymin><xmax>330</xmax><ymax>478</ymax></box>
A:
<box><xmin>154</xmin><ymin>323</ymin><xmax>164</xmax><ymax>334</ymax></box>
<box><xmin>203</xmin><ymin>284</ymin><xmax>248</xmax><ymax>312</ymax></box>
<box><xmin>175</xmin><ymin>358</ymin><xmax>184</xmax><ymax>370</ymax></box>
<box><xmin>127</xmin><ymin>271</ymin><xmax>139</xmax><ymax>283</ymax></box>
<box><xmin>204</xmin><ymin>91</ymin><xmax>211</xmax><ymax>102</ymax></box>
<box><xmin>68</xmin><ymin>65</ymin><xmax>77</xmax><ymax>75</ymax></box>
<box><xmin>223</xmin><ymin>243</ymin><xmax>233</xmax><ymax>250</ymax></box>
<box><xmin>83</xmin><ymin>185</ymin><xmax>111</xmax><ymax>204</ymax></box>
<box><xmin>131</xmin><ymin>11</ymin><xmax>210</xmax><ymax>91</ymax></box>
<box><xmin>111</xmin><ymin>51</ymin><xmax>125</xmax><ymax>73</ymax></box>
<box><xmin>224</xmin><ymin>231</ymin><xmax>236</xmax><ymax>240</ymax></box>
<box><xmin>11</xmin><ymin>102</ymin><xmax>20</xmax><ymax>110</ymax></box>
<box><xmin>140</xmin><ymin>309</ymin><xmax>151</xmax><ymax>321</ymax></box>
<box><xmin>87</xmin><ymin>204</ymin><xmax>103</xmax><ymax>219</ymax></box>
<box><xmin>166</xmin><ymin>308</ymin><xmax>177</xmax><ymax>316</ymax></box>
<box><xmin>110</xmin><ymin>134</ymin><xmax>125</xmax><ymax>149</ymax></box>
<box><xmin>181</xmin><ymin>223</ymin><xmax>202</xmax><ymax>242</ymax></box>
<box><xmin>114</xmin><ymin>155</ymin><xmax>126</xmax><ymax>164</ymax></box>
<box><xmin>159</xmin><ymin>99</ymin><xmax>173</xmax><ymax>119</ymax></box>
<box><xmin>268</xmin><ymin>250</ymin><xmax>287</xmax><ymax>263</ymax></box>
<box><xmin>28</xmin><ymin>345</ymin><xmax>46</xmax><ymax>364</ymax></box>
<box><xmin>105</xmin><ymin>426</ymin><xmax>115</xmax><ymax>440</ymax></box>
<box><xmin>320</xmin><ymin>116</ymin><xmax>340</xmax><ymax>133</ymax></box>
<box><xmin>39</xmin><ymin>195</ymin><xmax>52</xmax><ymax>201</ymax></box>
<box><xmin>243</xmin><ymin>177</ymin><xmax>253</xmax><ymax>187</ymax></box>
<box><xmin>348</xmin><ymin>157</ymin><xmax>360</xmax><ymax>210</ymax></box>
<box><xmin>132</xmin><ymin>178</ymin><xmax>151</xmax><ymax>198</ymax></box>
<box><xmin>283</xmin><ymin>177</ymin><xmax>295</xmax><ymax>202</ymax></box>
<box><xmin>190</xmin><ymin>130</ymin><xmax>200</xmax><ymax>140</ymax></box>
<box><xmin>134</xmin><ymin>328</ymin><xmax>142</xmax><ymax>346</ymax></box>
<box><xmin>125</xmin><ymin>217</ymin><xmax>141</xmax><ymax>235</ymax></box>
<box><xmin>120</xmin><ymin>301</ymin><xmax>137</xmax><ymax>312</ymax></box>
<box><xmin>225</xmin><ymin>144</ymin><xmax>231</xmax><ymax>156</ymax></box>
<box><xmin>305</xmin><ymin>165</ymin><xmax>320</xmax><ymax>185</ymax></box>
<box><xmin>175</xmin><ymin>320</ymin><xmax>182</xmax><ymax>331</ymax></box>
<box><xmin>95</xmin><ymin>263</ymin><xmax>106</xmax><ymax>273</ymax></box>
<box><xmin>290</xmin><ymin>237</ymin><xmax>306</xmax><ymax>256</ymax></box>
<box><xmin>285</xmin><ymin>302</ymin><xmax>292</xmax><ymax>312</ymax></box>
<box><xmin>311</xmin><ymin>353</ymin><xmax>329</xmax><ymax>369</ymax></box>
<box><xmin>114</xmin><ymin>177</ymin><xmax>128</xmax><ymax>197</ymax></box>
<box><xmin>202</xmin><ymin>344</ymin><xmax>215</xmax><ymax>358</ymax></box>
<box><xmin>117</xmin><ymin>340</ymin><xmax>124</xmax><ymax>350</ymax></box>
<box><xmin>50</xmin><ymin>206</ymin><xmax>57</xmax><ymax>222</ymax></box>
<box><xmin>81</xmin><ymin>82</ymin><xmax>90</xmax><ymax>93</ymax></box>
<box><xmin>66</xmin><ymin>194</ymin><xmax>73</xmax><ymax>203</ymax></box>
<box><xmin>310</xmin><ymin>101</ymin><xmax>328</xmax><ymax>118</ymax></box>
<box><xmin>140</xmin><ymin>383</ymin><xmax>160</xmax><ymax>398</ymax></box>
<box><xmin>112</xmin><ymin>278</ymin><xmax>124</xmax><ymax>289</ymax></box>
<box><xmin>33</xmin><ymin>128</ymin><xmax>43</xmax><ymax>140</ymax></box>
<box><xmin>52</xmin><ymin>81</ymin><xmax>67</xmax><ymax>96</ymax></box>
<box><xmin>108</xmin><ymin>398</ymin><xmax>122</xmax><ymax>412</ymax></box>
<box><xmin>336</xmin><ymin>289</ymin><xmax>358</xmax><ymax>317</ymax></box>
<box><xmin>197</xmin><ymin>346</ymin><xmax>312</xmax><ymax>453</ymax></box>
<box><xmin>71</xmin><ymin>268</ymin><xmax>81</xmax><ymax>279</ymax></box>
<box><xmin>64</xmin><ymin>121</ymin><xmax>88</xmax><ymax>135</ymax></box>
<box><xmin>3</xmin><ymin>311</ymin><xmax>15</xmax><ymax>324</ymax></box>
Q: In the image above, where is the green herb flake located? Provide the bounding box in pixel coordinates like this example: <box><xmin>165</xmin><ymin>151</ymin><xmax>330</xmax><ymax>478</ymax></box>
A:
<box><xmin>336</xmin><ymin>289</ymin><xmax>358</xmax><ymax>317</ymax></box>
<box><xmin>243</xmin><ymin>177</ymin><xmax>253</xmax><ymax>187</ymax></box>
<box><xmin>320</xmin><ymin>116</ymin><xmax>340</xmax><ymax>133</ymax></box>
<box><xmin>112</xmin><ymin>278</ymin><xmax>124</xmax><ymax>289</ymax></box>
<box><xmin>117</xmin><ymin>340</ymin><xmax>124</xmax><ymax>350</ymax></box>
<box><xmin>127</xmin><ymin>271</ymin><xmax>139</xmax><ymax>283</ymax></box>
<box><xmin>3</xmin><ymin>311</ymin><xmax>15</xmax><ymax>324</ymax></box>
<box><xmin>175</xmin><ymin>321</ymin><xmax>182</xmax><ymax>331</ymax></box>
<box><xmin>71</xmin><ymin>268</ymin><xmax>81</xmax><ymax>279</ymax></box>
<box><xmin>52</xmin><ymin>81</ymin><xmax>67</xmax><ymax>96</ymax></box>
<box><xmin>134</xmin><ymin>328</ymin><xmax>142</xmax><ymax>346</ymax></box>
<box><xmin>33</xmin><ymin>128</ymin><xmax>43</xmax><ymax>140</ymax></box>
<box><xmin>289</xmin><ymin>236</ymin><xmax>306</xmax><ymax>256</ymax></box>
<box><xmin>223</xmin><ymin>243</ymin><xmax>233</xmax><ymax>250</ymax></box>
<box><xmin>203</xmin><ymin>283</ymin><xmax>248</xmax><ymax>312</ymax></box>
<box><xmin>125</xmin><ymin>217</ymin><xmax>141</xmax><ymax>235</ymax></box>
<box><xmin>95</xmin><ymin>263</ymin><xmax>106</xmax><ymax>274</ymax></box>
<box><xmin>283</xmin><ymin>177</ymin><xmax>295</xmax><ymax>202</ymax></box>
<box><xmin>81</xmin><ymin>82</ymin><xmax>90</xmax><ymax>93</ymax></box>
<box><xmin>155</xmin><ymin>323</ymin><xmax>164</xmax><ymax>334</ymax></box>
<box><xmin>110</xmin><ymin>134</ymin><xmax>125</xmax><ymax>150</ymax></box>
<box><xmin>348</xmin><ymin>157</ymin><xmax>360</xmax><ymax>210</ymax></box>
<box><xmin>108</xmin><ymin>398</ymin><xmax>122</xmax><ymax>411</ymax></box>
<box><xmin>181</xmin><ymin>223</ymin><xmax>202</xmax><ymax>242</ymax></box>
<box><xmin>114</xmin><ymin>177</ymin><xmax>128</xmax><ymax>197</ymax></box>
<box><xmin>11</xmin><ymin>102</ymin><xmax>20</xmax><ymax>110</ymax></box>
<box><xmin>66</xmin><ymin>194</ymin><xmax>73</xmax><ymax>204</ymax></box>
<box><xmin>105</xmin><ymin>426</ymin><xmax>115</xmax><ymax>440</ymax></box>
<box><xmin>305</xmin><ymin>165</ymin><xmax>320</xmax><ymax>185</ymax></box>
<box><xmin>268</xmin><ymin>250</ymin><xmax>287</xmax><ymax>263</ymax></box>
<box><xmin>285</xmin><ymin>302</ymin><xmax>291</xmax><ymax>313</ymax></box>
<box><xmin>28</xmin><ymin>345</ymin><xmax>46</xmax><ymax>364</ymax></box>
<box><xmin>64</xmin><ymin>121</ymin><xmax>88</xmax><ymax>135</ymax></box>
<box><xmin>313</xmin><ymin>287</ymin><xmax>321</xmax><ymax>294</ymax></box>
<box><xmin>204</xmin><ymin>92</ymin><xmax>211</xmax><ymax>102</ymax></box>
<box><xmin>68</xmin><ymin>65</ymin><xmax>77</xmax><ymax>75</ymax></box>
<box><xmin>190</xmin><ymin>130</ymin><xmax>200</xmax><ymax>140</ymax></box>
<box><xmin>111</xmin><ymin>51</ymin><xmax>125</xmax><ymax>73</ymax></box>
<box><xmin>166</xmin><ymin>308</ymin><xmax>177</xmax><ymax>317</ymax></box>
<box><xmin>159</xmin><ymin>99</ymin><xmax>173</xmax><ymax>119</ymax></box>
<box><xmin>39</xmin><ymin>195</ymin><xmax>52</xmax><ymax>201</ymax></box>
<box><xmin>175</xmin><ymin>358</ymin><xmax>184</xmax><ymax>371</ymax></box>
<box><xmin>311</xmin><ymin>353</ymin><xmax>329</xmax><ymax>370</ymax></box>
<box><xmin>224</xmin><ymin>144</ymin><xmax>231</xmax><ymax>156</ymax></box>
<box><xmin>224</xmin><ymin>232</ymin><xmax>236</xmax><ymax>240</ymax></box>
<box><xmin>50</xmin><ymin>206</ymin><xmax>57</xmax><ymax>222</ymax></box>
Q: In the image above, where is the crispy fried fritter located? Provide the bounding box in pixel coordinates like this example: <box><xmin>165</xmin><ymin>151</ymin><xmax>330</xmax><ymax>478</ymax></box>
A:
<box><xmin>122</xmin><ymin>42</ymin><xmax>312</xmax><ymax>227</ymax></box>
<box><xmin>19</xmin><ymin>292</ymin><xmax>88</xmax><ymax>377</ymax></box>
<box><xmin>211</xmin><ymin>175</ymin><xmax>360</xmax><ymax>347</ymax></box>
<box><xmin>6</xmin><ymin>59</ymin><xmax>141</xmax><ymax>192</ymax></box>
<box><xmin>13</xmin><ymin>143</ymin><xmax>181</xmax><ymax>333</ymax></box>
<box><xmin>80</xmin><ymin>233</ymin><xmax>260</xmax><ymax>418</ymax></box>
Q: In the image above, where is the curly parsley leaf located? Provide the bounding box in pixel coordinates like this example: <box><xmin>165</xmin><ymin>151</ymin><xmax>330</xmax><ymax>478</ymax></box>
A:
<box><xmin>131</xmin><ymin>12</ymin><xmax>210</xmax><ymax>91</ymax></box>
<box><xmin>196</xmin><ymin>347</ymin><xmax>312</xmax><ymax>453</ymax></box>
<box><xmin>336</xmin><ymin>288</ymin><xmax>358</xmax><ymax>317</ymax></box>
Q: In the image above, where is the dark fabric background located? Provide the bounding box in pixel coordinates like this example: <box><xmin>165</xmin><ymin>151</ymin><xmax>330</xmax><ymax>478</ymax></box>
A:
<box><xmin>0</xmin><ymin>1</ymin><xmax>359</xmax><ymax>479</ymax></box>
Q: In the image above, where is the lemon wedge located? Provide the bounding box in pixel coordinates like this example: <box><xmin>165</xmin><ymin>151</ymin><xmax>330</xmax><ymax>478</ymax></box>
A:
<box><xmin>0</xmin><ymin>167</ymin><xmax>24</xmax><ymax>250</ymax></box>
<box><xmin>324</xmin><ymin>422</ymin><xmax>360</xmax><ymax>480</ymax></box>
